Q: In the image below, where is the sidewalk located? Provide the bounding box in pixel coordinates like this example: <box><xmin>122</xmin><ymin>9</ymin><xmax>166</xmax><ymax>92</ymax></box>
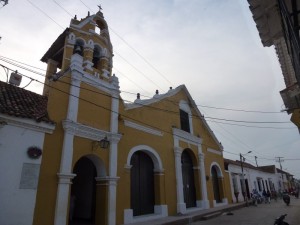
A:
<box><xmin>126</xmin><ymin>202</ymin><xmax>246</xmax><ymax>225</ymax></box>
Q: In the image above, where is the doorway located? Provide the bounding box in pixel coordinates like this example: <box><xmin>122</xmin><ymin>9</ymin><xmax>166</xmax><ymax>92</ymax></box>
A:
<box><xmin>70</xmin><ymin>157</ymin><xmax>97</xmax><ymax>225</ymax></box>
<box><xmin>211</xmin><ymin>166</ymin><xmax>221</xmax><ymax>203</ymax></box>
<box><xmin>130</xmin><ymin>151</ymin><xmax>155</xmax><ymax>216</ymax></box>
<box><xmin>181</xmin><ymin>150</ymin><xmax>197</xmax><ymax>208</ymax></box>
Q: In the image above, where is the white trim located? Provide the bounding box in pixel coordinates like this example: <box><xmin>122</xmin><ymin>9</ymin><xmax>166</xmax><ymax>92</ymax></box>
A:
<box><xmin>62</xmin><ymin>120</ymin><xmax>122</xmax><ymax>142</ymax></box>
<box><xmin>124</xmin><ymin>120</ymin><xmax>163</xmax><ymax>136</ymax></box>
<box><xmin>207</xmin><ymin>148</ymin><xmax>223</xmax><ymax>156</ymax></box>
<box><xmin>213</xmin><ymin>198</ymin><xmax>228</xmax><ymax>207</ymax></box>
<box><xmin>0</xmin><ymin>114</ymin><xmax>55</xmax><ymax>134</ymax></box>
<box><xmin>125</xmin><ymin>86</ymin><xmax>182</xmax><ymax>110</ymax></box>
<box><xmin>126</xmin><ymin>145</ymin><xmax>163</xmax><ymax>171</ymax></box>
<box><xmin>210</xmin><ymin>162</ymin><xmax>223</xmax><ymax>177</ymax></box>
<box><xmin>124</xmin><ymin>205</ymin><xmax>168</xmax><ymax>224</ymax></box>
<box><xmin>172</xmin><ymin>128</ymin><xmax>202</xmax><ymax>145</ymax></box>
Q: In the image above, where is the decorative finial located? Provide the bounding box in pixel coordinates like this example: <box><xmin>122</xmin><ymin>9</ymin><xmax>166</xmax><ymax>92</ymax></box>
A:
<box><xmin>155</xmin><ymin>90</ymin><xmax>159</xmax><ymax>95</ymax></box>
<box><xmin>74</xmin><ymin>15</ymin><xmax>77</xmax><ymax>20</ymax></box>
<box><xmin>98</xmin><ymin>4</ymin><xmax>102</xmax><ymax>11</ymax></box>
<box><xmin>137</xmin><ymin>93</ymin><xmax>140</xmax><ymax>99</ymax></box>
<box><xmin>88</xmin><ymin>11</ymin><xmax>90</xmax><ymax>16</ymax></box>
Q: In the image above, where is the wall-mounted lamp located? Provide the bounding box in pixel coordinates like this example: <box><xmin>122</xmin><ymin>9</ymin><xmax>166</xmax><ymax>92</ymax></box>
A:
<box><xmin>206</xmin><ymin>175</ymin><xmax>210</xmax><ymax>181</ymax></box>
<box><xmin>93</xmin><ymin>136</ymin><xmax>110</xmax><ymax>150</ymax></box>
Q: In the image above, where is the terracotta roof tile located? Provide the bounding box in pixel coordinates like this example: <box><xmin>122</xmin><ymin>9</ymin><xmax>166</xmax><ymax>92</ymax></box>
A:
<box><xmin>0</xmin><ymin>81</ymin><xmax>54</xmax><ymax>124</ymax></box>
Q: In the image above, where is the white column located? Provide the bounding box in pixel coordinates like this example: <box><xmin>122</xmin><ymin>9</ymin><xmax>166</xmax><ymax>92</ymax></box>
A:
<box><xmin>66</xmin><ymin>74</ymin><xmax>81</xmax><ymax>121</ymax></box>
<box><xmin>54</xmin><ymin>54</ymin><xmax>83</xmax><ymax>225</ymax></box>
<box><xmin>54</xmin><ymin>173</ymin><xmax>76</xmax><ymax>225</ymax></box>
<box><xmin>108</xmin><ymin>91</ymin><xmax>120</xmax><ymax>225</ymax></box>
<box><xmin>198</xmin><ymin>151</ymin><xmax>209</xmax><ymax>209</ymax></box>
<box><xmin>174</xmin><ymin>146</ymin><xmax>185</xmax><ymax>213</ymax></box>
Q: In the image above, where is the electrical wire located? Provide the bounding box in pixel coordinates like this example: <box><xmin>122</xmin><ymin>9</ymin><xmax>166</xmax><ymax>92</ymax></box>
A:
<box><xmin>0</xmin><ymin>63</ymin><xmax>220</xmax><ymax>150</ymax></box>
<box><xmin>25</xmin><ymin>0</ymin><xmax>65</xmax><ymax>30</ymax></box>
<box><xmin>206</xmin><ymin>120</ymin><xmax>295</xmax><ymax>129</ymax></box>
<box><xmin>0</xmin><ymin>56</ymin><xmax>293</xmax><ymax>118</ymax></box>
<box><xmin>2</xmin><ymin>64</ymin><xmax>297</xmax><ymax>173</ymax></box>
<box><xmin>0</xmin><ymin>58</ymin><xmax>294</xmax><ymax>127</ymax></box>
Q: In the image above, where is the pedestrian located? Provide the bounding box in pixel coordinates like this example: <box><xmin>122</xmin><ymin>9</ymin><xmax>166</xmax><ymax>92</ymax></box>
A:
<box><xmin>266</xmin><ymin>190</ymin><xmax>271</xmax><ymax>203</ymax></box>
<box><xmin>262</xmin><ymin>189</ymin><xmax>267</xmax><ymax>203</ymax></box>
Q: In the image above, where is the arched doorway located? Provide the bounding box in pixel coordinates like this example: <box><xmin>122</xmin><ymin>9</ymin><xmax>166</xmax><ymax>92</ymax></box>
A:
<box><xmin>181</xmin><ymin>150</ymin><xmax>196</xmax><ymax>208</ymax></box>
<box><xmin>211</xmin><ymin>166</ymin><xmax>221</xmax><ymax>203</ymax></box>
<box><xmin>70</xmin><ymin>157</ymin><xmax>97</xmax><ymax>225</ymax></box>
<box><xmin>130</xmin><ymin>151</ymin><xmax>155</xmax><ymax>216</ymax></box>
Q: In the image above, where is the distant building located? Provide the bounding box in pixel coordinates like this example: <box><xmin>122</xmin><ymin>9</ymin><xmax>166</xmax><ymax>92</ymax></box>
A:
<box><xmin>224</xmin><ymin>158</ymin><xmax>294</xmax><ymax>203</ymax></box>
<box><xmin>248</xmin><ymin>0</ymin><xmax>300</xmax><ymax>130</ymax></box>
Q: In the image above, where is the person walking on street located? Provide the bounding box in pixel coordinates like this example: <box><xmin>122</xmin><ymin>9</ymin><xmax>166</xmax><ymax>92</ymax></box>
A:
<box><xmin>262</xmin><ymin>189</ymin><xmax>267</xmax><ymax>203</ymax></box>
<box><xmin>266</xmin><ymin>190</ymin><xmax>271</xmax><ymax>204</ymax></box>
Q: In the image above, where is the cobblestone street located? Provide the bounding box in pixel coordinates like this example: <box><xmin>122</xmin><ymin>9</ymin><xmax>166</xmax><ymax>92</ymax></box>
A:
<box><xmin>191</xmin><ymin>197</ymin><xmax>300</xmax><ymax>225</ymax></box>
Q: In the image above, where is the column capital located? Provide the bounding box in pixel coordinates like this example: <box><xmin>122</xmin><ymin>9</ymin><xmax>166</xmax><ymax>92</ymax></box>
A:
<box><xmin>154</xmin><ymin>168</ymin><xmax>165</xmax><ymax>175</ymax></box>
<box><xmin>57</xmin><ymin>173</ymin><xmax>76</xmax><ymax>184</ymax></box>
<box><xmin>174</xmin><ymin>146</ymin><xmax>183</xmax><ymax>157</ymax></box>
<box><xmin>95</xmin><ymin>176</ymin><xmax>120</xmax><ymax>186</ymax></box>
<box><xmin>198</xmin><ymin>152</ymin><xmax>205</xmax><ymax>161</ymax></box>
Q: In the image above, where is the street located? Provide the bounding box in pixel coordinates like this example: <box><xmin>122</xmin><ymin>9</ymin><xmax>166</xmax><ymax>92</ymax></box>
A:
<box><xmin>191</xmin><ymin>197</ymin><xmax>300</xmax><ymax>225</ymax></box>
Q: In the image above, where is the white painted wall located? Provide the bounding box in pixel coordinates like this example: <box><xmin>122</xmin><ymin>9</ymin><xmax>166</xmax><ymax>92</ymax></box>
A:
<box><xmin>227</xmin><ymin>163</ymin><xmax>281</xmax><ymax>203</ymax></box>
<box><xmin>0</xmin><ymin>116</ymin><xmax>54</xmax><ymax>225</ymax></box>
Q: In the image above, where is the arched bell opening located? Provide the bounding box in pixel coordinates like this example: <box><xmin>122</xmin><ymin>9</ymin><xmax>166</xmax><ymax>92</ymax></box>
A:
<box><xmin>73</xmin><ymin>39</ymin><xmax>85</xmax><ymax>56</ymax></box>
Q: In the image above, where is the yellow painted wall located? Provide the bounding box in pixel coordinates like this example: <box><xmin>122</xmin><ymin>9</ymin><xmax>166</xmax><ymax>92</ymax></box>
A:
<box><xmin>35</xmin><ymin>12</ymin><xmax>232</xmax><ymax>225</ymax></box>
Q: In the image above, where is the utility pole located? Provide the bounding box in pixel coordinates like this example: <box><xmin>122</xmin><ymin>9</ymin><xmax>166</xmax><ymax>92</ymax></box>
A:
<box><xmin>275</xmin><ymin>157</ymin><xmax>284</xmax><ymax>190</ymax></box>
<box><xmin>240</xmin><ymin>151</ymin><xmax>252</xmax><ymax>206</ymax></box>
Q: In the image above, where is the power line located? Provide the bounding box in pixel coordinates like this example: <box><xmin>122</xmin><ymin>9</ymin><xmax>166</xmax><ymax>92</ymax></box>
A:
<box><xmin>25</xmin><ymin>0</ymin><xmax>64</xmax><ymax>30</ymax></box>
<box><xmin>206</xmin><ymin>119</ymin><xmax>295</xmax><ymax>129</ymax></box>
<box><xmin>0</xmin><ymin>59</ymin><xmax>294</xmax><ymax>127</ymax></box>
<box><xmin>198</xmin><ymin>104</ymin><xmax>282</xmax><ymax>114</ymax></box>
<box><xmin>205</xmin><ymin>116</ymin><xmax>291</xmax><ymax>124</ymax></box>
<box><xmin>1</xmin><ymin>64</ymin><xmax>222</xmax><ymax>152</ymax></box>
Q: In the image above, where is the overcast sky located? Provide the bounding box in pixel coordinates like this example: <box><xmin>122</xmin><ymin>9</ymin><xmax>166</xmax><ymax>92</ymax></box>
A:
<box><xmin>1</xmin><ymin>0</ymin><xmax>300</xmax><ymax>178</ymax></box>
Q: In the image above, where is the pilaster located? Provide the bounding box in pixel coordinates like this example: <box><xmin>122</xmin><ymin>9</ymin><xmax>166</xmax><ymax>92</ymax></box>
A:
<box><xmin>173</xmin><ymin>146</ymin><xmax>186</xmax><ymax>213</ymax></box>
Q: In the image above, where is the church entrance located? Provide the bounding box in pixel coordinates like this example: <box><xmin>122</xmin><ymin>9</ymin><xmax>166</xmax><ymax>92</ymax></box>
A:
<box><xmin>130</xmin><ymin>151</ymin><xmax>155</xmax><ymax>216</ymax></box>
<box><xmin>70</xmin><ymin>157</ymin><xmax>97</xmax><ymax>225</ymax></box>
<box><xmin>211</xmin><ymin>165</ymin><xmax>221</xmax><ymax>203</ymax></box>
<box><xmin>181</xmin><ymin>150</ymin><xmax>196</xmax><ymax>208</ymax></box>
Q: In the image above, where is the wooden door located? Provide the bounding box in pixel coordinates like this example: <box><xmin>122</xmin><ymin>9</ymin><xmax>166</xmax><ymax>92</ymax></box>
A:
<box><xmin>181</xmin><ymin>151</ymin><xmax>196</xmax><ymax>208</ymax></box>
<box><xmin>211</xmin><ymin>166</ymin><xmax>221</xmax><ymax>203</ymax></box>
<box><xmin>70</xmin><ymin>157</ymin><xmax>96</xmax><ymax>224</ymax></box>
<box><xmin>130</xmin><ymin>151</ymin><xmax>155</xmax><ymax>216</ymax></box>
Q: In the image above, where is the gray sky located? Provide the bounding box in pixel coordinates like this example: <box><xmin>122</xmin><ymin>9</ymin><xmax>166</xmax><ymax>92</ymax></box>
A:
<box><xmin>1</xmin><ymin>0</ymin><xmax>300</xmax><ymax>178</ymax></box>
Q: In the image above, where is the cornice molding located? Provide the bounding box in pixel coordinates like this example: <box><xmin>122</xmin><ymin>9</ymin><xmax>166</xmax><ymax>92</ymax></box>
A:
<box><xmin>172</xmin><ymin>128</ymin><xmax>202</xmax><ymax>145</ymax></box>
<box><xmin>124</xmin><ymin>120</ymin><xmax>163</xmax><ymax>137</ymax></box>
<box><xmin>207</xmin><ymin>148</ymin><xmax>223</xmax><ymax>156</ymax></box>
<box><xmin>0</xmin><ymin>114</ymin><xmax>55</xmax><ymax>134</ymax></box>
<box><xmin>62</xmin><ymin>120</ymin><xmax>122</xmax><ymax>142</ymax></box>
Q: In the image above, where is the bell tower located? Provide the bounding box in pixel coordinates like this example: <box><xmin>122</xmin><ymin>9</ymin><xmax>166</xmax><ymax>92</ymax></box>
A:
<box><xmin>41</xmin><ymin>8</ymin><xmax>114</xmax><ymax>97</ymax></box>
<box><xmin>36</xmin><ymin>8</ymin><xmax>121</xmax><ymax>225</ymax></box>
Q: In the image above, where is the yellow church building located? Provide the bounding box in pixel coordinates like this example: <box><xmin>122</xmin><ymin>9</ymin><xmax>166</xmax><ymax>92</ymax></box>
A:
<box><xmin>33</xmin><ymin>9</ymin><xmax>232</xmax><ymax>225</ymax></box>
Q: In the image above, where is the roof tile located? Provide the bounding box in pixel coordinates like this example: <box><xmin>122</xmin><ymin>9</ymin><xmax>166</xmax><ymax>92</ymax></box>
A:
<box><xmin>0</xmin><ymin>81</ymin><xmax>54</xmax><ymax>124</ymax></box>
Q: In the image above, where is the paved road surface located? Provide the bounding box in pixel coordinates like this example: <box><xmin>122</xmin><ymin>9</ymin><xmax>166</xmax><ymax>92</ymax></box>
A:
<box><xmin>191</xmin><ymin>197</ymin><xmax>300</xmax><ymax>225</ymax></box>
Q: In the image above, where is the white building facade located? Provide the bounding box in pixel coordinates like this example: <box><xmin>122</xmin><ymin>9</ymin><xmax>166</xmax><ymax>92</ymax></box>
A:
<box><xmin>224</xmin><ymin>159</ymin><xmax>282</xmax><ymax>203</ymax></box>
